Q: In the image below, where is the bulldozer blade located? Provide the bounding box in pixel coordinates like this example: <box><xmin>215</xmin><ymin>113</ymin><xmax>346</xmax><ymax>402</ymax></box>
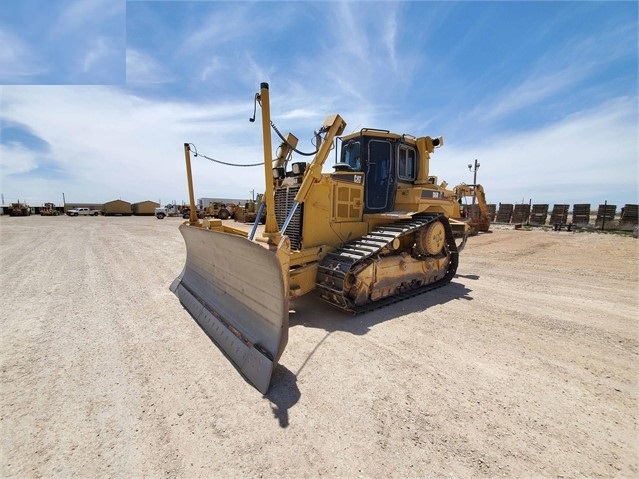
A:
<box><xmin>170</xmin><ymin>224</ymin><xmax>288</xmax><ymax>394</ymax></box>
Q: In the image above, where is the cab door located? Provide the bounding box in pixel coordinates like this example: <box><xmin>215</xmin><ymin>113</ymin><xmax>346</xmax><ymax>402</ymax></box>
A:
<box><xmin>364</xmin><ymin>139</ymin><xmax>394</xmax><ymax>213</ymax></box>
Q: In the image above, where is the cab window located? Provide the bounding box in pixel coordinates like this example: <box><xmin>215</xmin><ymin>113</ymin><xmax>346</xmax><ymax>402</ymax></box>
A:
<box><xmin>342</xmin><ymin>141</ymin><xmax>361</xmax><ymax>170</ymax></box>
<box><xmin>397</xmin><ymin>146</ymin><xmax>416</xmax><ymax>181</ymax></box>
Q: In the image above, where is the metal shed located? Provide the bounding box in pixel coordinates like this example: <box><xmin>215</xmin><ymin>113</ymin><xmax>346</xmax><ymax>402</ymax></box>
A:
<box><xmin>132</xmin><ymin>200</ymin><xmax>160</xmax><ymax>216</ymax></box>
<box><xmin>103</xmin><ymin>199</ymin><xmax>132</xmax><ymax>216</ymax></box>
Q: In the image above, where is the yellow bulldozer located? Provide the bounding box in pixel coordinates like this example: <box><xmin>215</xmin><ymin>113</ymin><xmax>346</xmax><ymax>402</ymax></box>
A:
<box><xmin>200</xmin><ymin>201</ymin><xmax>236</xmax><ymax>220</ymax></box>
<box><xmin>40</xmin><ymin>202</ymin><xmax>60</xmax><ymax>216</ymax></box>
<box><xmin>234</xmin><ymin>193</ymin><xmax>267</xmax><ymax>224</ymax></box>
<box><xmin>171</xmin><ymin>83</ymin><xmax>469</xmax><ymax>393</ymax></box>
<box><xmin>9</xmin><ymin>202</ymin><xmax>31</xmax><ymax>216</ymax></box>
<box><xmin>449</xmin><ymin>183</ymin><xmax>491</xmax><ymax>234</ymax></box>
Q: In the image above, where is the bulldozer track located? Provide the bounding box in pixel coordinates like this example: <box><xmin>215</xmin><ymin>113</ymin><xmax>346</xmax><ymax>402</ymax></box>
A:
<box><xmin>316</xmin><ymin>213</ymin><xmax>459</xmax><ymax>314</ymax></box>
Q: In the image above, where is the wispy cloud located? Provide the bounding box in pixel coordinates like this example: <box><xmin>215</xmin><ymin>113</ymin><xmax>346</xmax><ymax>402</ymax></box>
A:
<box><xmin>83</xmin><ymin>37</ymin><xmax>110</xmax><ymax>73</ymax></box>
<box><xmin>72</xmin><ymin>36</ymin><xmax>125</xmax><ymax>84</ymax></box>
<box><xmin>0</xmin><ymin>28</ymin><xmax>47</xmax><ymax>83</ymax></box>
<box><xmin>462</xmin><ymin>14</ymin><xmax>637</xmax><ymax>134</ymax></box>
<box><xmin>50</xmin><ymin>0</ymin><xmax>124</xmax><ymax>38</ymax></box>
<box><xmin>332</xmin><ymin>2</ymin><xmax>370</xmax><ymax>64</ymax></box>
<box><xmin>0</xmin><ymin>142</ymin><xmax>40</xmax><ymax>176</ymax></box>
<box><xmin>126</xmin><ymin>49</ymin><xmax>173</xmax><ymax>85</ymax></box>
<box><xmin>439</xmin><ymin>97</ymin><xmax>638</xmax><ymax>205</ymax></box>
<box><xmin>467</xmin><ymin>66</ymin><xmax>583</xmax><ymax>127</ymax></box>
<box><xmin>179</xmin><ymin>5</ymin><xmax>252</xmax><ymax>55</ymax></box>
<box><xmin>0</xmin><ymin>0</ymin><xmax>125</xmax><ymax>84</ymax></box>
<box><xmin>0</xmin><ymin>86</ymin><xmax>271</xmax><ymax>204</ymax></box>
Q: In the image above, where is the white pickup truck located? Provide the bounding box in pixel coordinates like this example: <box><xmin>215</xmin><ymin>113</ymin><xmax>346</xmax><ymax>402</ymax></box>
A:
<box><xmin>67</xmin><ymin>207</ymin><xmax>100</xmax><ymax>216</ymax></box>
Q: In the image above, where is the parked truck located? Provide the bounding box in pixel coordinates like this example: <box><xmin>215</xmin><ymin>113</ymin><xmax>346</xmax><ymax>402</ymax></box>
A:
<box><xmin>155</xmin><ymin>204</ymin><xmax>185</xmax><ymax>219</ymax></box>
<box><xmin>67</xmin><ymin>207</ymin><xmax>100</xmax><ymax>216</ymax></box>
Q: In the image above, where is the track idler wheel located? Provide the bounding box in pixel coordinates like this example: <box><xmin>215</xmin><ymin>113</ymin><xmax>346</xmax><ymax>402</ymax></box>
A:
<box><xmin>415</xmin><ymin>221</ymin><xmax>445</xmax><ymax>256</ymax></box>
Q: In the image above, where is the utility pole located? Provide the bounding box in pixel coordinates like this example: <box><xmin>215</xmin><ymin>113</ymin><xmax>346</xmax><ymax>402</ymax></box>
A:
<box><xmin>467</xmin><ymin>159</ymin><xmax>480</xmax><ymax>214</ymax></box>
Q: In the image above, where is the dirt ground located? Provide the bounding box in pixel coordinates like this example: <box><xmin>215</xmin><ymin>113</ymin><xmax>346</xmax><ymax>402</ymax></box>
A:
<box><xmin>1</xmin><ymin>215</ymin><xmax>637</xmax><ymax>478</ymax></box>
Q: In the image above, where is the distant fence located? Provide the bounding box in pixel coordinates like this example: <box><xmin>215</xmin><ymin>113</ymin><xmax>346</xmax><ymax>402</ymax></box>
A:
<box><xmin>490</xmin><ymin>202</ymin><xmax>638</xmax><ymax>230</ymax></box>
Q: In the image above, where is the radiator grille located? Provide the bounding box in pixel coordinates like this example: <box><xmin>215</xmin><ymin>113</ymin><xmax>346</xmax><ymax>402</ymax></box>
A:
<box><xmin>274</xmin><ymin>185</ymin><xmax>303</xmax><ymax>250</ymax></box>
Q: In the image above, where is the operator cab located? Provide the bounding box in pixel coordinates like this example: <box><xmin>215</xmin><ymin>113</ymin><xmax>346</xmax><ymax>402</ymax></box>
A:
<box><xmin>336</xmin><ymin>130</ymin><xmax>419</xmax><ymax>214</ymax></box>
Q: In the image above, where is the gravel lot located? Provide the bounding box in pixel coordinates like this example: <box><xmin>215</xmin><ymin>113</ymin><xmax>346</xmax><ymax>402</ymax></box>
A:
<box><xmin>1</xmin><ymin>215</ymin><xmax>637</xmax><ymax>478</ymax></box>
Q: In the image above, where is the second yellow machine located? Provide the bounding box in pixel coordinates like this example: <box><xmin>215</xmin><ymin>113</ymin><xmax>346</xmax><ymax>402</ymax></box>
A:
<box><xmin>171</xmin><ymin>83</ymin><xmax>468</xmax><ymax>393</ymax></box>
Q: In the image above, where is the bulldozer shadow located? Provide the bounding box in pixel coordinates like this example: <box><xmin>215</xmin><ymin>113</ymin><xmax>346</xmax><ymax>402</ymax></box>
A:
<box><xmin>455</xmin><ymin>273</ymin><xmax>480</xmax><ymax>280</ymax></box>
<box><xmin>261</xmin><ymin>280</ymin><xmax>472</xmax><ymax>427</ymax></box>
<box><xmin>289</xmin><ymin>279</ymin><xmax>473</xmax><ymax>336</ymax></box>
<box><xmin>264</xmin><ymin>366</ymin><xmax>301</xmax><ymax>428</ymax></box>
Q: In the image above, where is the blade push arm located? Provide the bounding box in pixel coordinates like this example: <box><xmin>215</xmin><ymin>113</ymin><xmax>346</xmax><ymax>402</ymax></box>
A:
<box><xmin>293</xmin><ymin>114</ymin><xmax>346</xmax><ymax>205</ymax></box>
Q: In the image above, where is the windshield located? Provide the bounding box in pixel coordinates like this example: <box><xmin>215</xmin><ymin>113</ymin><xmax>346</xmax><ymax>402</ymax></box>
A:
<box><xmin>342</xmin><ymin>141</ymin><xmax>361</xmax><ymax>170</ymax></box>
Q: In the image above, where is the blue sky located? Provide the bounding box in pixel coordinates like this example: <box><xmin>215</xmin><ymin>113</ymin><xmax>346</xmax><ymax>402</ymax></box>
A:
<box><xmin>1</xmin><ymin>0</ymin><xmax>637</xmax><ymax>208</ymax></box>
